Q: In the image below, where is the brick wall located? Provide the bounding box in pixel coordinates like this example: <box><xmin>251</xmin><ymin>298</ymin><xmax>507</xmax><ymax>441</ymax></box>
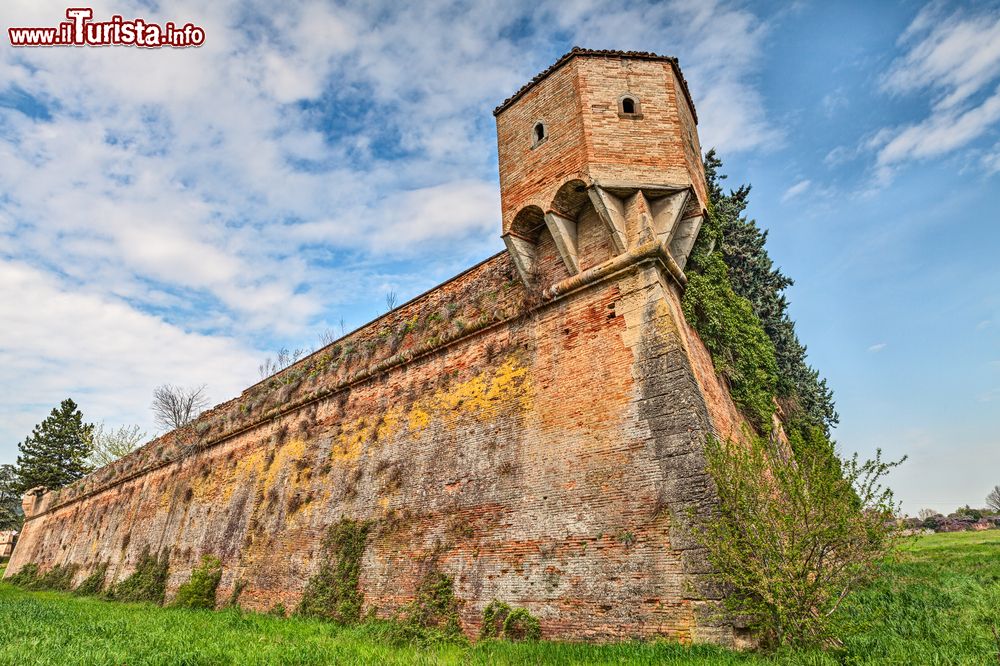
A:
<box><xmin>8</xmin><ymin>50</ymin><xmax>750</xmax><ymax>646</ymax></box>
<box><xmin>7</xmin><ymin>245</ymin><xmax>746</xmax><ymax>643</ymax></box>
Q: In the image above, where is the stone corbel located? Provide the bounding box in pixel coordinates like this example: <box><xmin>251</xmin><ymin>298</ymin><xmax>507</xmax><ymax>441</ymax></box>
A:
<box><xmin>667</xmin><ymin>212</ymin><xmax>705</xmax><ymax>271</ymax></box>
<box><xmin>648</xmin><ymin>189</ymin><xmax>690</xmax><ymax>242</ymax></box>
<box><xmin>543</xmin><ymin>210</ymin><xmax>580</xmax><ymax>274</ymax></box>
<box><xmin>502</xmin><ymin>232</ymin><xmax>538</xmax><ymax>285</ymax></box>
<box><xmin>587</xmin><ymin>186</ymin><xmax>628</xmax><ymax>254</ymax></box>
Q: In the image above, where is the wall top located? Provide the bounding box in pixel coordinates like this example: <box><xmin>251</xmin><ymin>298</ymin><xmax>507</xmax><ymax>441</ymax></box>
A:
<box><xmin>493</xmin><ymin>47</ymin><xmax>698</xmax><ymax>123</ymax></box>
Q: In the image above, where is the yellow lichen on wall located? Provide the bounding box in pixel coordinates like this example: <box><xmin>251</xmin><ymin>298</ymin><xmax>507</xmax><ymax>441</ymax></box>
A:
<box><xmin>408</xmin><ymin>406</ymin><xmax>431</xmax><ymax>432</ymax></box>
<box><xmin>409</xmin><ymin>355</ymin><xmax>532</xmax><ymax>435</ymax></box>
<box><xmin>189</xmin><ymin>463</ymin><xmax>220</xmax><ymax>503</ymax></box>
<box><xmin>376</xmin><ymin>406</ymin><xmax>403</xmax><ymax>442</ymax></box>
<box><xmin>261</xmin><ymin>437</ymin><xmax>308</xmax><ymax>498</ymax></box>
<box><xmin>331</xmin><ymin>418</ymin><xmax>373</xmax><ymax>463</ymax></box>
<box><xmin>221</xmin><ymin>446</ymin><xmax>267</xmax><ymax>503</ymax></box>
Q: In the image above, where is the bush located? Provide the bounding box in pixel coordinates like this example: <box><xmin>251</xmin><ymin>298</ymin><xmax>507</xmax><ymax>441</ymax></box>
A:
<box><xmin>401</xmin><ymin>571</ymin><xmax>461</xmax><ymax>636</ymax></box>
<box><xmin>502</xmin><ymin>607</ymin><xmax>541</xmax><ymax>641</ymax></box>
<box><xmin>695</xmin><ymin>431</ymin><xmax>903</xmax><ymax>648</ymax></box>
<box><xmin>171</xmin><ymin>555</ymin><xmax>222</xmax><ymax>609</ymax></box>
<box><xmin>32</xmin><ymin>563</ymin><xmax>78</xmax><ymax>591</ymax></box>
<box><xmin>5</xmin><ymin>563</ymin><xmax>39</xmax><ymax>587</ymax></box>
<box><xmin>479</xmin><ymin>600</ymin><xmax>511</xmax><ymax>639</ymax></box>
<box><xmin>73</xmin><ymin>563</ymin><xmax>108</xmax><ymax>596</ymax></box>
<box><xmin>296</xmin><ymin>519</ymin><xmax>370</xmax><ymax>623</ymax></box>
<box><xmin>388</xmin><ymin>569</ymin><xmax>465</xmax><ymax>646</ymax></box>
<box><xmin>480</xmin><ymin>600</ymin><xmax>540</xmax><ymax>641</ymax></box>
<box><xmin>7</xmin><ymin>563</ymin><xmax>79</xmax><ymax>591</ymax></box>
<box><xmin>108</xmin><ymin>547</ymin><xmax>169</xmax><ymax>604</ymax></box>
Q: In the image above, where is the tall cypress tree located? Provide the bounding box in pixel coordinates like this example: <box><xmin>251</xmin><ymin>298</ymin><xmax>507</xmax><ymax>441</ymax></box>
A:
<box><xmin>15</xmin><ymin>399</ymin><xmax>94</xmax><ymax>493</ymax></box>
<box><xmin>701</xmin><ymin>150</ymin><xmax>838</xmax><ymax>434</ymax></box>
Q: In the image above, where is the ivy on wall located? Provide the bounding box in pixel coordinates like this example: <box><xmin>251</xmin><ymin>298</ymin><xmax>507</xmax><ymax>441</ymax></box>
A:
<box><xmin>297</xmin><ymin>519</ymin><xmax>371</xmax><ymax>624</ymax></box>
<box><xmin>684</xmin><ymin>150</ymin><xmax>838</xmax><ymax>435</ymax></box>
<box><xmin>682</xmin><ymin>252</ymin><xmax>779</xmax><ymax>432</ymax></box>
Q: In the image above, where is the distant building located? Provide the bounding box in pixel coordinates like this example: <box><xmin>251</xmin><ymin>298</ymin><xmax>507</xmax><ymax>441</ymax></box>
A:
<box><xmin>0</xmin><ymin>530</ymin><xmax>17</xmax><ymax>558</ymax></box>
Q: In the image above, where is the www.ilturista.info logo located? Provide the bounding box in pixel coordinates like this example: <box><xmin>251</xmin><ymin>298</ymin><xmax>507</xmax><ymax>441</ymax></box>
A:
<box><xmin>8</xmin><ymin>8</ymin><xmax>205</xmax><ymax>48</ymax></box>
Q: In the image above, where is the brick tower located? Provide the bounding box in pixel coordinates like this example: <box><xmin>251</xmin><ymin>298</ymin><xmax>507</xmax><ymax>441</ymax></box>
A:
<box><xmin>494</xmin><ymin>48</ymin><xmax>708</xmax><ymax>287</ymax></box>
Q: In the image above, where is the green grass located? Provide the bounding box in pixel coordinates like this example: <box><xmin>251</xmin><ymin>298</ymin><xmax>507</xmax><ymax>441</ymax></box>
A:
<box><xmin>0</xmin><ymin>531</ymin><xmax>997</xmax><ymax>665</ymax></box>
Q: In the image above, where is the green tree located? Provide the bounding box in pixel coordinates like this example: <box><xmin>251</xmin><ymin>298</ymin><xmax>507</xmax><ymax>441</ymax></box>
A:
<box><xmin>15</xmin><ymin>399</ymin><xmax>94</xmax><ymax>493</ymax></box>
<box><xmin>954</xmin><ymin>505</ymin><xmax>985</xmax><ymax>520</ymax></box>
<box><xmin>86</xmin><ymin>423</ymin><xmax>146</xmax><ymax>468</ymax></box>
<box><xmin>0</xmin><ymin>464</ymin><xmax>23</xmax><ymax>530</ymax></box>
<box><xmin>696</xmin><ymin>150</ymin><xmax>838</xmax><ymax>433</ymax></box>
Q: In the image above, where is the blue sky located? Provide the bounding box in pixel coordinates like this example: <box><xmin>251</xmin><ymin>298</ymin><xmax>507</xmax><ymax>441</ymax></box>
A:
<box><xmin>0</xmin><ymin>0</ymin><xmax>997</xmax><ymax>515</ymax></box>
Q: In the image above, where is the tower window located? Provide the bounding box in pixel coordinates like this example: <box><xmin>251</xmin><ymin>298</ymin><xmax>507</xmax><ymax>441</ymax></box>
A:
<box><xmin>618</xmin><ymin>95</ymin><xmax>642</xmax><ymax>118</ymax></box>
<box><xmin>532</xmin><ymin>121</ymin><xmax>547</xmax><ymax>147</ymax></box>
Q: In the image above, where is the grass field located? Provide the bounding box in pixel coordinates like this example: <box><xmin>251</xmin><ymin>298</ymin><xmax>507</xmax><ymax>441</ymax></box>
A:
<box><xmin>0</xmin><ymin>531</ymin><xmax>997</xmax><ymax>665</ymax></box>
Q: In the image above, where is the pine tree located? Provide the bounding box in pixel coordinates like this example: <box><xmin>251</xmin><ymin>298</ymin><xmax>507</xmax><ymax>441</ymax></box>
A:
<box><xmin>0</xmin><ymin>464</ymin><xmax>23</xmax><ymax>530</ymax></box>
<box><xmin>15</xmin><ymin>399</ymin><xmax>94</xmax><ymax>493</ymax></box>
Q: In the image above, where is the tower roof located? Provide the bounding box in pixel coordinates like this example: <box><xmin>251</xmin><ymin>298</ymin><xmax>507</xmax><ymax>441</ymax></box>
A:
<box><xmin>492</xmin><ymin>47</ymin><xmax>697</xmax><ymax>123</ymax></box>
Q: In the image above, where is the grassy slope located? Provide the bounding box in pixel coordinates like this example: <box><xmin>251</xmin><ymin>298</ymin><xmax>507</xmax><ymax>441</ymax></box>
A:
<box><xmin>0</xmin><ymin>531</ymin><xmax>997</xmax><ymax>665</ymax></box>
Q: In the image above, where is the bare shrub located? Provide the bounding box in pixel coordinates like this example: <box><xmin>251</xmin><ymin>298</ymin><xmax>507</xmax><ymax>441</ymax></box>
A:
<box><xmin>152</xmin><ymin>384</ymin><xmax>209</xmax><ymax>431</ymax></box>
<box><xmin>987</xmin><ymin>486</ymin><xmax>1000</xmax><ymax>513</ymax></box>
<box><xmin>258</xmin><ymin>347</ymin><xmax>310</xmax><ymax>380</ymax></box>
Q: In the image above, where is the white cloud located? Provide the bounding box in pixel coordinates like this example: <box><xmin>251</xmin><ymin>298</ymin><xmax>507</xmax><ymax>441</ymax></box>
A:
<box><xmin>867</xmin><ymin>343</ymin><xmax>887</xmax><ymax>353</ymax></box>
<box><xmin>874</xmin><ymin>85</ymin><xmax>1000</xmax><ymax>166</ymax></box>
<box><xmin>0</xmin><ymin>259</ymin><xmax>259</xmax><ymax>446</ymax></box>
<box><xmin>882</xmin><ymin>4</ymin><xmax>1000</xmax><ymax>111</ymax></box>
<box><xmin>823</xmin><ymin>145</ymin><xmax>853</xmax><ymax>167</ymax></box>
<box><xmin>872</xmin><ymin>3</ymin><xmax>1000</xmax><ymax>176</ymax></box>
<box><xmin>983</xmin><ymin>143</ymin><xmax>1000</xmax><ymax>174</ymax></box>
<box><xmin>821</xmin><ymin>89</ymin><xmax>848</xmax><ymax>117</ymax></box>
<box><xmin>0</xmin><ymin>0</ymin><xmax>777</xmax><ymax>458</ymax></box>
<box><xmin>781</xmin><ymin>179</ymin><xmax>811</xmax><ymax>202</ymax></box>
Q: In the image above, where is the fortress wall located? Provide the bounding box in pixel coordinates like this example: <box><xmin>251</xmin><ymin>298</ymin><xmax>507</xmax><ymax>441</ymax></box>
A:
<box><xmin>8</xmin><ymin>48</ymin><xmax>752</xmax><ymax>645</ymax></box>
<box><xmin>7</xmin><ymin>241</ymin><xmax>746</xmax><ymax>642</ymax></box>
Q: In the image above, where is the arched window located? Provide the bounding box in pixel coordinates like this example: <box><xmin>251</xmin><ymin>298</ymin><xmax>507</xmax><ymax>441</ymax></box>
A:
<box><xmin>618</xmin><ymin>95</ymin><xmax>642</xmax><ymax>117</ymax></box>
<box><xmin>532</xmin><ymin>122</ymin><xmax>546</xmax><ymax>147</ymax></box>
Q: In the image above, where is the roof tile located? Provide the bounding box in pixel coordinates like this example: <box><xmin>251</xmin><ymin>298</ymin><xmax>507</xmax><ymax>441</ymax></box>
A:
<box><xmin>493</xmin><ymin>47</ymin><xmax>697</xmax><ymax>123</ymax></box>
